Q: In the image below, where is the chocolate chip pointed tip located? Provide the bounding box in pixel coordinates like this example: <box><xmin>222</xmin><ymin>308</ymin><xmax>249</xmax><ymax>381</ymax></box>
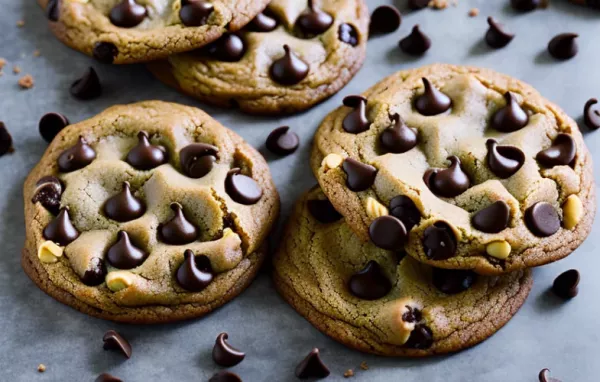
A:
<box><xmin>212</xmin><ymin>332</ymin><xmax>246</xmax><ymax>367</ymax></box>
<box><xmin>176</xmin><ymin>249</ymin><xmax>214</xmax><ymax>292</ymax></box>
<box><xmin>427</xmin><ymin>156</ymin><xmax>470</xmax><ymax>198</ymax></box>
<box><xmin>342</xmin><ymin>158</ymin><xmax>377</xmax><ymax>192</ymax></box>
<box><xmin>348</xmin><ymin>260</ymin><xmax>393</xmax><ymax>300</ymax></box>
<box><xmin>491</xmin><ymin>92</ymin><xmax>529</xmax><ymax>132</ymax></box>
<box><xmin>295</xmin><ymin>348</ymin><xmax>330</xmax><ymax>379</ymax></box>
<box><xmin>552</xmin><ymin>269</ymin><xmax>580</xmax><ymax>299</ymax></box>
<box><xmin>485</xmin><ymin>17</ymin><xmax>514</xmax><ymax>49</ymax></box>
<box><xmin>342</xmin><ymin>96</ymin><xmax>371</xmax><ymax>134</ymax></box>
<box><xmin>486</xmin><ymin>139</ymin><xmax>525</xmax><ymax>178</ymax></box>
<box><xmin>295</xmin><ymin>0</ymin><xmax>334</xmax><ymax>37</ymax></box>
<box><xmin>102</xmin><ymin>330</ymin><xmax>132</xmax><ymax>358</ymax></box>
<box><xmin>536</xmin><ymin>134</ymin><xmax>576</xmax><ymax>168</ymax></box>
<box><xmin>39</xmin><ymin>112</ymin><xmax>70</xmax><ymax>143</ymax></box>
<box><xmin>126</xmin><ymin>131</ymin><xmax>168</xmax><ymax>170</ymax></box>
<box><xmin>370</xmin><ymin>5</ymin><xmax>402</xmax><ymax>35</ymax></box>
<box><xmin>159</xmin><ymin>202</ymin><xmax>199</xmax><ymax>245</ymax></box>
<box><xmin>57</xmin><ymin>136</ymin><xmax>97</xmax><ymax>172</ymax></box>
<box><xmin>379</xmin><ymin>113</ymin><xmax>418</xmax><ymax>154</ymax></box>
<box><xmin>42</xmin><ymin>207</ymin><xmax>80</xmax><ymax>246</ymax></box>
<box><xmin>70</xmin><ymin>67</ymin><xmax>102</xmax><ymax>100</ymax></box>
<box><xmin>548</xmin><ymin>33</ymin><xmax>579</xmax><ymax>60</ymax></box>
<box><xmin>109</xmin><ymin>0</ymin><xmax>147</xmax><ymax>28</ymax></box>
<box><xmin>106</xmin><ymin>230</ymin><xmax>148</xmax><ymax>269</ymax></box>
<box><xmin>103</xmin><ymin>181</ymin><xmax>146</xmax><ymax>222</ymax></box>
<box><xmin>399</xmin><ymin>25</ymin><xmax>431</xmax><ymax>56</ymax></box>
<box><xmin>0</xmin><ymin>122</ymin><xmax>14</xmax><ymax>157</ymax></box>
<box><xmin>414</xmin><ymin>78</ymin><xmax>451</xmax><ymax>116</ymax></box>
<box><xmin>266</xmin><ymin>126</ymin><xmax>300</xmax><ymax>156</ymax></box>
<box><xmin>584</xmin><ymin>98</ymin><xmax>600</xmax><ymax>130</ymax></box>
<box><xmin>269</xmin><ymin>45</ymin><xmax>310</xmax><ymax>86</ymax></box>
<box><xmin>539</xmin><ymin>368</ymin><xmax>562</xmax><ymax>382</ymax></box>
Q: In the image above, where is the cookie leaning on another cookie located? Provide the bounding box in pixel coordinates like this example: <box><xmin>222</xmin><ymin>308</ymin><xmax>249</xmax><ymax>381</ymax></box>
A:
<box><xmin>23</xmin><ymin>101</ymin><xmax>279</xmax><ymax>323</ymax></box>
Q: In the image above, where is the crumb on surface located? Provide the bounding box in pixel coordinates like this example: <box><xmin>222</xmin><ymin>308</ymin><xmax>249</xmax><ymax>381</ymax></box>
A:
<box><xmin>13</xmin><ymin>66</ymin><xmax>21</xmax><ymax>74</ymax></box>
<box><xmin>18</xmin><ymin>74</ymin><xmax>34</xmax><ymax>89</ymax></box>
<box><xmin>37</xmin><ymin>364</ymin><xmax>46</xmax><ymax>373</ymax></box>
<box><xmin>360</xmin><ymin>361</ymin><xmax>369</xmax><ymax>370</ymax></box>
<box><xmin>33</xmin><ymin>50</ymin><xmax>41</xmax><ymax>57</ymax></box>
<box><xmin>344</xmin><ymin>369</ymin><xmax>354</xmax><ymax>378</ymax></box>
<box><xmin>17</xmin><ymin>20</ymin><xmax>25</xmax><ymax>27</ymax></box>
<box><xmin>0</xmin><ymin>58</ymin><xmax>6</xmax><ymax>71</ymax></box>
<box><xmin>468</xmin><ymin>8</ymin><xmax>479</xmax><ymax>16</ymax></box>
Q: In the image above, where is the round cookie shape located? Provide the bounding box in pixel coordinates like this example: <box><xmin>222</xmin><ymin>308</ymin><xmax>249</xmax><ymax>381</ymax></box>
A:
<box><xmin>273</xmin><ymin>188</ymin><xmax>533</xmax><ymax>356</ymax></box>
<box><xmin>311</xmin><ymin>64</ymin><xmax>595</xmax><ymax>275</ymax></box>
<box><xmin>147</xmin><ymin>0</ymin><xmax>369</xmax><ymax>114</ymax></box>
<box><xmin>37</xmin><ymin>0</ymin><xmax>271</xmax><ymax>64</ymax></box>
<box><xmin>23</xmin><ymin>101</ymin><xmax>279</xmax><ymax>323</ymax></box>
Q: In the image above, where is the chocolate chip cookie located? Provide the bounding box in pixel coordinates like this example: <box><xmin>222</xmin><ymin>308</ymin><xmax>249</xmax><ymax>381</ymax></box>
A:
<box><xmin>311</xmin><ymin>64</ymin><xmax>595</xmax><ymax>275</ymax></box>
<box><xmin>147</xmin><ymin>0</ymin><xmax>369</xmax><ymax>114</ymax></box>
<box><xmin>38</xmin><ymin>0</ymin><xmax>271</xmax><ymax>64</ymax></box>
<box><xmin>273</xmin><ymin>187</ymin><xmax>533</xmax><ymax>356</ymax></box>
<box><xmin>23</xmin><ymin>101</ymin><xmax>279</xmax><ymax>323</ymax></box>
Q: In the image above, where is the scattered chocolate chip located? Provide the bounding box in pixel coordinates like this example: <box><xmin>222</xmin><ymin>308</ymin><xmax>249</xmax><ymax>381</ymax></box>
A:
<box><xmin>486</xmin><ymin>139</ymin><xmax>525</xmax><ymax>178</ymax></box>
<box><xmin>212</xmin><ymin>333</ymin><xmax>245</xmax><ymax>367</ymax></box>
<box><xmin>472</xmin><ymin>201</ymin><xmax>510</xmax><ymax>233</ymax></box>
<box><xmin>269</xmin><ymin>45</ymin><xmax>309</xmax><ymax>85</ymax></box>
<box><xmin>205</xmin><ymin>33</ymin><xmax>246</xmax><ymax>62</ymax></box>
<box><xmin>225</xmin><ymin>168</ymin><xmax>263</xmax><ymax>205</ymax></box>
<box><xmin>432</xmin><ymin>268</ymin><xmax>477</xmax><ymax>295</ymax></box>
<box><xmin>425</xmin><ymin>156</ymin><xmax>470</xmax><ymax>198</ymax></box>
<box><xmin>46</xmin><ymin>0</ymin><xmax>60</xmax><ymax>21</ymax></box>
<box><xmin>32</xmin><ymin>176</ymin><xmax>63</xmax><ymax>215</ymax></box>
<box><xmin>179</xmin><ymin>143</ymin><xmax>218</xmax><ymax>178</ymax></box>
<box><xmin>81</xmin><ymin>258</ymin><xmax>107</xmax><ymax>286</ymax></box>
<box><xmin>103</xmin><ymin>182</ymin><xmax>146</xmax><ymax>222</ymax></box>
<box><xmin>548</xmin><ymin>33</ymin><xmax>579</xmax><ymax>60</ymax></box>
<box><xmin>126</xmin><ymin>131</ymin><xmax>168</xmax><ymax>170</ymax></box>
<box><xmin>95</xmin><ymin>373</ymin><xmax>122</xmax><ymax>382</ymax></box>
<box><xmin>295</xmin><ymin>348</ymin><xmax>330</xmax><ymax>379</ymax></box>
<box><xmin>369</xmin><ymin>216</ymin><xmax>407</xmax><ymax>251</ymax></box>
<box><xmin>43</xmin><ymin>207</ymin><xmax>79</xmax><ymax>246</ymax></box>
<box><xmin>266</xmin><ymin>126</ymin><xmax>300</xmax><ymax>156</ymax></box>
<box><xmin>247</xmin><ymin>12</ymin><xmax>278</xmax><ymax>32</ymax></box>
<box><xmin>39</xmin><ymin>113</ymin><xmax>69</xmax><ymax>143</ymax></box>
<box><xmin>536</xmin><ymin>133</ymin><xmax>576</xmax><ymax>168</ymax></box>
<box><xmin>109</xmin><ymin>0</ymin><xmax>147</xmax><ymax>28</ymax></box>
<box><xmin>414</xmin><ymin>78</ymin><xmax>451</xmax><ymax>116</ymax></box>
<box><xmin>399</xmin><ymin>25</ymin><xmax>431</xmax><ymax>56</ymax></box>
<box><xmin>106</xmin><ymin>231</ymin><xmax>148</xmax><ymax>269</ymax></box>
<box><xmin>485</xmin><ymin>17</ymin><xmax>514</xmax><ymax>49</ymax></box>
<box><xmin>102</xmin><ymin>330</ymin><xmax>132</xmax><ymax>359</ymax></box>
<box><xmin>552</xmin><ymin>269</ymin><xmax>580</xmax><ymax>299</ymax></box>
<box><xmin>408</xmin><ymin>0</ymin><xmax>431</xmax><ymax>9</ymax></box>
<box><xmin>342</xmin><ymin>95</ymin><xmax>371</xmax><ymax>134</ymax></box>
<box><xmin>389</xmin><ymin>195</ymin><xmax>421</xmax><ymax>231</ymax></box>
<box><xmin>0</xmin><ymin>122</ymin><xmax>14</xmax><ymax>156</ymax></box>
<box><xmin>93</xmin><ymin>42</ymin><xmax>119</xmax><ymax>64</ymax></box>
<box><xmin>176</xmin><ymin>249</ymin><xmax>214</xmax><ymax>291</ymax></box>
<box><xmin>525</xmin><ymin>202</ymin><xmax>561</xmax><ymax>237</ymax></box>
<box><xmin>209</xmin><ymin>371</ymin><xmax>242</xmax><ymax>382</ymax></box>
<box><xmin>307</xmin><ymin>199</ymin><xmax>342</xmax><ymax>223</ymax></box>
<box><xmin>342</xmin><ymin>158</ymin><xmax>377</xmax><ymax>192</ymax></box>
<box><xmin>70</xmin><ymin>67</ymin><xmax>102</xmax><ymax>100</ymax></box>
<box><xmin>423</xmin><ymin>222</ymin><xmax>457</xmax><ymax>260</ymax></box>
<box><xmin>57</xmin><ymin>136</ymin><xmax>96</xmax><ymax>172</ymax></box>
<box><xmin>584</xmin><ymin>98</ymin><xmax>600</xmax><ymax>130</ymax></box>
<box><xmin>348</xmin><ymin>261</ymin><xmax>392</xmax><ymax>300</ymax></box>
<box><xmin>539</xmin><ymin>368</ymin><xmax>562</xmax><ymax>382</ymax></box>
<box><xmin>159</xmin><ymin>202</ymin><xmax>199</xmax><ymax>245</ymax></box>
<box><xmin>405</xmin><ymin>324</ymin><xmax>433</xmax><ymax>349</ymax></box>
<box><xmin>369</xmin><ymin>5</ymin><xmax>402</xmax><ymax>35</ymax></box>
<box><xmin>380</xmin><ymin>113</ymin><xmax>418</xmax><ymax>154</ymax></box>
<box><xmin>511</xmin><ymin>0</ymin><xmax>541</xmax><ymax>11</ymax></box>
<box><xmin>491</xmin><ymin>92</ymin><xmax>529</xmax><ymax>132</ymax></box>
<box><xmin>338</xmin><ymin>23</ymin><xmax>359</xmax><ymax>46</ymax></box>
<box><xmin>295</xmin><ymin>0</ymin><xmax>333</xmax><ymax>37</ymax></box>
<box><xmin>180</xmin><ymin>0</ymin><xmax>214</xmax><ymax>27</ymax></box>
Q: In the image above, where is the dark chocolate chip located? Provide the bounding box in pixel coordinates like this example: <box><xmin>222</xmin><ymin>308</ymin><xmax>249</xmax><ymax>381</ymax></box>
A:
<box><xmin>209</xmin><ymin>371</ymin><xmax>242</xmax><ymax>382</ymax></box>
<box><xmin>338</xmin><ymin>23</ymin><xmax>359</xmax><ymax>46</ymax></box>
<box><xmin>539</xmin><ymin>368</ymin><xmax>562</xmax><ymax>382</ymax></box>
<box><xmin>180</xmin><ymin>0</ymin><xmax>214</xmax><ymax>27</ymax></box>
<box><xmin>212</xmin><ymin>333</ymin><xmax>246</xmax><ymax>367</ymax></box>
<box><xmin>486</xmin><ymin>139</ymin><xmax>525</xmax><ymax>178</ymax></box>
<box><xmin>485</xmin><ymin>17</ymin><xmax>514</xmax><ymax>49</ymax></box>
<box><xmin>57</xmin><ymin>136</ymin><xmax>96</xmax><ymax>172</ymax></box>
<box><xmin>95</xmin><ymin>373</ymin><xmax>122</xmax><ymax>382</ymax></box>
<box><xmin>511</xmin><ymin>0</ymin><xmax>541</xmax><ymax>11</ymax></box>
<box><xmin>536</xmin><ymin>133</ymin><xmax>576</xmax><ymax>168</ymax></box>
<box><xmin>39</xmin><ymin>112</ymin><xmax>69</xmax><ymax>143</ymax></box>
<box><xmin>43</xmin><ymin>207</ymin><xmax>80</xmax><ymax>246</ymax></box>
<box><xmin>179</xmin><ymin>142</ymin><xmax>218</xmax><ymax>179</ymax></box>
<box><xmin>269</xmin><ymin>45</ymin><xmax>309</xmax><ymax>85</ymax></box>
<box><xmin>472</xmin><ymin>201</ymin><xmax>510</xmax><ymax>233</ymax></box>
<box><xmin>552</xmin><ymin>269</ymin><xmax>580</xmax><ymax>299</ymax></box>
<box><xmin>176</xmin><ymin>249</ymin><xmax>214</xmax><ymax>292</ymax></box>
<box><xmin>295</xmin><ymin>0</ymin><xmax>333</xmax><ymax>37</ymax></box>
<box><xmin>348</xmin><ymin>261</ymin><xmax>392</xmax><ymax>300</ymax></box>
<box><xmin>399</xmin><ymin>25</ymin><xmax>431</xmax><ymax>56</ymax></box>
<box><xmin>426</xmin><ymin>156</ymin><xmax>470</xmax><ymax>198</ymax></box>
<box><xmin>342</xmin><ymin>158</ymin><xmax>377</xmax><ymax>192</ymax></box>
<box><xmin>93</xmin><ymin>42</ymin><xmax>118</xmax><ymax>64</ymax></box>
<box><xmin>402</xmin><ymin>306</ymin><xmax>422</xmax><ymax>323</ymax></box>
<box><xmin>204</xmin><ymin>33</ymin><xmax>246</xmax><ymax>62</ymax></box>
<box><xmin>548</xmin><ymin>33</ymin><xmax>578</xmax><ymax>60</ymax></box>
<box><xmin>342</xmin><ymin>95</ymin><xmax>371</xmax><ymax>134</ymax></box>
<box><xmin>405</xmin><ymin>324</ymin><xmax>433</xmax><ymax>349</ymax></box>
<box><xmin>103</xmin><ymin>181</ymin><xmax>146</xmax><ymax>222</ymax></box>
<box><xmin>414</xmin><ymin>78</ymin><xmax>451</xmax><ymax>116</ymax></box>
<box><xmin>266</xmin><ymin>126</ymin><xmax>300</xmax><ymax>156</ymax></box>
<box><xmin>32</xmin><ymin>176</ymin><xmax>63</xmax><ymax>215</ymax></box>
<box><xmin>369</xmin><ymin>215</ymin><xmax>407</xmax><ymax>251</ymax></box>
<box><xmin>81</xmin><ymin>259</ymin><xmax>106</xmax><ymax>286</ymax></box>
<box><xmin>389</xmin><ymin>195</ymin><xmax>421</xmax><ymax>231</ymax></box>
<box><xmin>491</xmin><ymin>92</ymin><xmax>529</xmax><ymax>132</ymax></box>
<box><xmin>584</xmin><ymin>98</ymin><xmax>600</xmax><ymax>130</ymax></box>
<box><xmin>408</xmin><ymin>0</ymin><xmax>431</xmax><ymax>9</ymax></box>
<box><xmin>247</xmin><ymin>12</ymin><xmax>278</xmax><ymax>32</ymax></box>
<box><xmin>295</xmin><ymin>348</ymin><xmax>330</xmax><ymax>379</ymax></box>
<box><xmin>380</xmin><ymin>113</ymin><xmax>418</xmax><ymax>154</ymax></box>
<box><xmin>0</xmin><ymin>122</ymin><xmax>14</xmax><ymax>156</ymax></box>
<box><xmin>126</xmin><ymin>131</ymin><xmax>168</xmax><ymax>170</ymax></box>
<box><xmin>369</xmin><ymin>5</ymin><xmax>402</xmax><ymax>35</ymax></box>
<box><xmin>70</xmin><ymin>67</ymin><xmax>102</xmax><ymax>100</ymax></box>
<box><xmin>525</xmin><ymin>202</ymin><xmax>561</xmax><ymax>237</ymax></box>
<box><xmin>109</xmin><ymin>0</ymin><xmax>147</xmax><ymax>28</ymax></box>
<box><xmin>307</xmin><ymin>199</ymin><xmax>342</xmax><ymax>223</ymax></box>
<box><xmin>225</xmin><ymin>168</ymin><xmax>263</xmax><ymax>205</ymax></box>
<box><xmin>159</xmin><ymin>202</ymin><xmax>199</xmax><ymax>245</ymax></box>
<box><xmin>423</xmin><ymin>222</ymin><xmax>457</xmax><ymax>260</ymax></box>
<box><xmin>432</xmin><ymin>268</ymin><xmax>477</xmax><ymax>295</ymax></box>
<box><xmin>102</xmin><ymin>330</ymin><xmax>132</xmax><ymax>359</ymax></box>
<box><xmin>46</xmin><ymin>0</ymin><xmax>60</xmax><ymax>21</ymax></box>
<box><xmin>106</xmin><ymin>231</ymin><xmax>148</xmax><ymax>269</ymax></box>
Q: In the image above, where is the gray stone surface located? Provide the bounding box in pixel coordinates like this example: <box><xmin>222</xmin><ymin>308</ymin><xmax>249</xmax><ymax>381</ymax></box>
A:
<box><xmin>1</xmin><ymin>1</ymin><xmax>599</xmax><ymax>381</ymax></box>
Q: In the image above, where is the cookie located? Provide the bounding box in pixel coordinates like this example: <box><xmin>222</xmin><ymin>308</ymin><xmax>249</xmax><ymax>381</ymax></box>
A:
<box><xmin>569</xmin><ymin>0</ymin><xmax>600</xmax><ymax>9</ymax></box>
<box><xmin>37</xmin><ymin>0</ymin><xmax>271</xmax><ymax>64</ymax></box>
<box><xmin>273</xmin><ymin>187</ymin><xmax>533</xmax><ymax>356</ymax></box>
<box><xmin>311</xmin><ymin>64</ymin><xmax>595</xmax><ymax>275</ymax></box>
<box><xmin>147</xmin><ymin>0</ymin><xmax>369</xmax><ymax>114</ymax></box>
<box><xmin>23</xmin><ymin>101</ymin><xmax>279</xmax><ymax>323</ymax></box>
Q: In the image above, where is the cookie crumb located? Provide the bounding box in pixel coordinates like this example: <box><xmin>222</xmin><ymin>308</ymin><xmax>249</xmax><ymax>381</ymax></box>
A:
<box><xmin>16</xmin><ymin>20</ymin><xmax>25</xmax><ymax>27</ymax></box>
<box><xmin>37</xmin><ymin>364</ymin><xmax>46</xmax><ymax>373</ymax></box>
<box><xmin>13</xmin><ymin>66</ymin><xmax>21</xmax><ymax>74</ymax></box>
<box><xmin>33</xmin><ymin>50</ymin><xmax>41</xmax><ymax>57</ymax></box>
<box><xmin>360</xmin><ymin>361</ymin><xmax>369</xmax><ymax>370</ymax></box>
<box><xmin>344</xmin><ymin>369</ymin><xmax>354</xmax><ymax>378</ymax></box>
<box><xmin>18</xmin><ymin>74</ymin><xmax>34</xmax><ymax>89</ymax></box>
<box><xmin>0</xmin><ymin>58</ymin><xmax>6</xmax><ymax>72</ymax></box>
<box><xmin>468</xmin><ymin>8</ymin><xmax>479</xmax><ymax>16</ymax></box>
<box><xmin>429</xmin><ymin>0</ymin><xmax>452</xmax><ymax>9</ymax></box>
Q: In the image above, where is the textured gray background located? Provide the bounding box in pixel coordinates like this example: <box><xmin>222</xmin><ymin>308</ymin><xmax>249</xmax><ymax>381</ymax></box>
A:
<box><xmin>1</xmin><ymin>1</ymin><xmax>599</xmax><ymax>381</ymax></box>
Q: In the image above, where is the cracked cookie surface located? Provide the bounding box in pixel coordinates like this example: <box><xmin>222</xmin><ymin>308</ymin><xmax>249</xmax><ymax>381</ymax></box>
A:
<box><xmin>311</xmin><ymin>64</ymin><xmax>596</xmax><ymax>275</ymax></box>
<box><xmin>23</xmin><ymin>101</ymin><xmax>279</xmax><ymax>323</ymax></box>
<box><xmin>273</xmin><ymin>187</ymin><xmax>532</xmax><ymax>356</ymax></box>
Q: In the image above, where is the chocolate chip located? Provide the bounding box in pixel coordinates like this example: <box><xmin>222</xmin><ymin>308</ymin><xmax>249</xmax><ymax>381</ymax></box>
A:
<box><xmin>425</xmin><ymin>156</ymin><xmax>470</xmax><ymax>198</ymax></box>
<box><xmin>342</xmin><ymin>95</ymin><xmax>371</xmax><ymax>134</ymax></box>
<box><xmin>126</xmin><ymin>131</ymin><xmax>168</xmax><ymax>170</ymax></box>
<box><xmin>414</xmin><ymin>78</ymin><xmax>451</xmax><ymax>116</ymax></box>
<box><xmin>176</xmin><ymin>250</ymin><xmax>214</xmax><ymax>291</ymax></box>
<box><xmin>402</xmin><ymin>306</ymin><xmax>422</xmax><ymax>323</ymax></box>
<box><xmin>209</xmin><ymin>371</ymin><xmax>242</xmax><ymax>382</ymax></box>
<box><xmin>46</xmin><ymin>0</ymin><xmax>60</xmax><ymax>21</ymax></box>
<box><xmin>266</xmin><ymin>126</ymin><xmax>299</xmax><ymax>156</ymax></box>
<box><xmin>57</xmin><ymin>136</ymin><xmax>96</xmax><ymax>172</ymax></box>
<box><xmin>399</xmin><ymin>25</ymin><xmax>431</xmax><ymax>56</ymax></box>
<box><xmin>548</xmin><ymin>33</ymin><xmax>579</xmax><ymax>60</ymax></box>
<box><xmin>408</xmin><ymin>0</ymin><xmax>431</xmax><ymax>9</ymax></box>
<box><xmin>70</xmin><ymin>67</ymin><xmax>102</xmax><ymax>100</ymax></box>
<box><xmin>525</xmin><ymin>202</ymin><xmax>561</xmax><ymax>237</ymax></box>
<box><xmin>486</xmin><ymin>139</ymin><xmax>525</xmax><ymax>178</ymax></box>
<box><xmin>43</xmin><ymin>207</ymin><xmax>79</xmax><ymax>246</ymax></box>
<box><xmin>432</xmin><ymin>268</ymin><xmax>477</xmax><ymax>295</ymax></box>
<box><xmin>295</xmin><ymin>348</ymin><xmax>330</xmax><ymax>379</ymax></box>
<box><xmin>102</xmin><ymin>330</ymin><xmax>132</xmax><ymax>359</ymax></box>
<box><xmin>511</xmin><ymin>0</ymin><xmax>541</xmax><ymax>11</ymax></box>
<box><xmin>109</xmin><ymin>0</ymin><xmax>147</xmax><ymax>28</ymax></box>
<box><xmin>212</xmin><ymin>333</ymin><xmax>245</xmax><ymax>367</ymax></box>
<box><xmin>552</xmin><ymin>269</ymin><xmax>580</xmax><ymax>299</ymax></box>
<box><xmin>369</xmin><ymin>216</ymin><xmax>407</xmax><ymax>251</ymax></box>
<box><xmin>81</xmin><ymin>259</ymin><xmax>106</xmax><ymax>286</ymax></box>
<box><xmin>106</xmin><ymin>231</ymin><xmax>148</xmax><ymax>269</ymax></box>
<box><xmin>380</xmin><ymin>114</ymin><xmax>417</xmax><ymax>154</ymax></box>
<box><xmin>307</xmin><ymin>199</ymin><xmax>342</xmax><ymax>223</ymax></box>
<box><xmin>369</xmin><ymin>5</ymin><xmax>402</xmax><ymax>35</ymax></box>
<box><xmin>295</xmin><ymin>0</ymin><xmax>333</xmax><ymax>37</ymax></box>
<box><xmin>225</xmin><ymin>168</ymin><xmax>263</xmax><ymax>205</ymax></box>
<box><xmin>584</xmin><ymin>98</ymin><xmax>600</xmax><ymax>130</ymax></box>
<box><xmin>93</xmin><ymin>42</ymin><xmax>118</xmax><ymax>64</ymax></box>
<box><xmin>539</xmin><ymin>368</ymin><xmax>562</xmax><ymax>382</ymax></box>
<box><xmin>485</xmin><ymin>17</ymin><xmax>514</xmax><ymax>49</ymax></box>
<box><xmin>179</xmin><ymin>142</ymin><xmax>218</xmax><ymax>179</ymax></box>
<box><xmin>204</xmin><ymin>33</ymin><xmax>246</xmax><ymax>62</ymax></box>
<box><xmin>247</xmin><ymin>12</ymin><xmax>278</xmax><ymax>32</ymax></box>
<box><xmin>39</xmin><ymin>113</ymin><xmax>69</xmax><ymax>143</ymax></box>
<box><xmin>338</xmin><ymin>23</ymin><xmax>359</xmax><ymax>46</ymax></box>
<box><xmin>95</xmin><ymin>373</ymin><xmax>122</xmax><ymax>382</ymax></box>
<box><xmin>269</xmin><ymin>45</ymin><xmax>309</xmax><ymax>85</ymax></box>
<box><xmin>0</xmin><ymin>122</ymin><xmax>14</xmax><ymax>156</ymax></box>
<box><xmin>389</xmin><ymin>195</ymin><xmax>421</xmax><ymax>231</ymax></box>
<box><xmin>103</xmin><ymin>182</ymin><xmax>146</xmax><ymax>222</ymax></box>
<box><xmin>348</xmin><ymin>261</ymin><xmax>392</xmax><ymax>300</ymax></box>
<box><xmin>423</xmin><ymin>222</ymin><xmax>457</xmax><ymax>260</ymax></box>
<box><xmin>159</xmin><ymin>202</ymin><xmax>199</xmax><ymax>245</ymax></box>
<box><xmin>404</xmin><ymin>324</ymin><xmax>433</xmax><ymax>349</ymax></box>
<box><xmin>32</xmin><ymin>176</ymin><xmax>63</xmax><ymax>215</ymax></box>
<box><xmin>536</xmin><ymin>133</ymin><xmax>576</xmax><ymax>168</ymax></box>
<box><xmin>180</xmin><ymin>0</ymin><xmax>214</xmax><ymax>27</ymax></box>
<box><xmin>472</xmin><ymin>201</ymin><xmax>510</xmax><ymax>233</ymax></box>
<box><xmin>342</xmin><ymin>158</ymin><xmax>377</xmax><ymax>192</ymax></box>
<box><xmin>491</xmin><ymin>92</ymin><xmax>529</xmax><ymax>132</ymax></box>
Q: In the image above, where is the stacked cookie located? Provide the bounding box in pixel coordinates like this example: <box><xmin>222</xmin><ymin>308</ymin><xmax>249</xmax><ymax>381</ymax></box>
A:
<box><xmin>274</xmin><ymin>63</ymin><xmax>595</xmax><ymax>355</ymax></box>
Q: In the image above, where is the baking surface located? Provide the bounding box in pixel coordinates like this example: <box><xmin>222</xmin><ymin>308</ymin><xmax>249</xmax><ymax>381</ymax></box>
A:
<box><xmin>1</xmin><ymin>1</ymin><xmax>599</xmax><ymax>381</ymax></box>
